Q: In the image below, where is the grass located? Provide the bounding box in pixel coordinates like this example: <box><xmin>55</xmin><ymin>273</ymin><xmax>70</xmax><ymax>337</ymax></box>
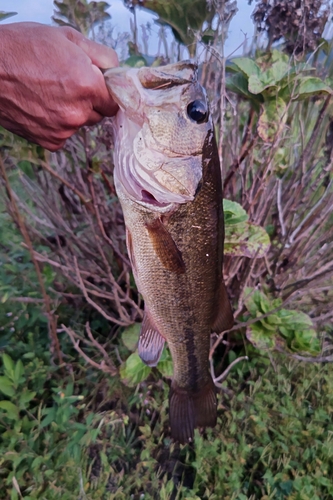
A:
<box><xmin>1</xmin><ymin>320</ymin><xmax>333</xmax><ymax>499</ymax></box>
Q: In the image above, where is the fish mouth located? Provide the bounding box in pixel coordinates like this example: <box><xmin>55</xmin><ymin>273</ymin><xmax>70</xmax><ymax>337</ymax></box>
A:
<box><xmin>140</xmin><ymin>190</ymin><xmax>172</xmax><ymax>208</ymax></box>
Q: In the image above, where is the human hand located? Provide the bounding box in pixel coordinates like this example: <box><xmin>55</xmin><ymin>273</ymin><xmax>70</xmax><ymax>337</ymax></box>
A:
<box><xmin>0</xmin><ymin>22</ymin><xmax>119</xmax><ymax>151</ymax></box>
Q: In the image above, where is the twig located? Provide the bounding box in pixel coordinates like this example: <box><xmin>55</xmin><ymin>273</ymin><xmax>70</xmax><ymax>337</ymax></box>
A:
<box><xmin>0</xmin><ymin>155</ymin><xmax>63</xmax><ymax>366</ymax></box>
<box><xmin>40</xmin><ymin>159</ymin><xmax>91</xmax><ymax>205</ymax></box>
<box><xmin>0</xmin><ymin>296</ymin><xmax>45</xmax><ymax>304</ymax></box>
<box><xmin>73</xmin><ymin>256</ymin><xmax>130</xmax><ymax>326</ymax></box>
<box><xmin>275</xmin><ymin>346</ymin><xmax>333</xmax><ymax>363</ymax></box>
<box><xmin>277</xmin><ymin>178</ymin><xmax>286</xmax><ymax>237</ymax></box>
<box><xmin>223</xmin><ymin>108</ymin><xmax>256</xmax><ymax>190</ymax></box>
<box><xmin>85</xmin><ymin>322</ymin><xmax>117</xmax><ymax>372</ymax></box>
<box><xmin>289</xmin><ymin>179</ymin><xmax>333</xmax><ymax>244</ymax></box>
<box><xmin>296</xmin><ymin>94</ymin><xmax>331</xmax><ymax>173</ymax></box>
<box><xmin>88</xmin><ymin>174</ymin><xmax>130</xmax><ymax>265</ymax></box>
<box><xmin>214</xmin><ymin>356</ymin><xmax>249</xmax><ymax>384</ymax></box>
<box><xmin>62</xmin><ymin>324</ymin><xmax>117</xmax><ymax>375</ymax></box>
<box><xmin>209</xmin><ymin>330</ymin><xmax>228</xmax><ymax>360</ymax></box>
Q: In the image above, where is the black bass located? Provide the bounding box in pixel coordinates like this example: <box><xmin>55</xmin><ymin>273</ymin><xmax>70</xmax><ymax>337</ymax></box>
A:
<box><xmin>104</xmin><ymin>61</ymin><xmax>233</xmax><ymax>443</ymax></box>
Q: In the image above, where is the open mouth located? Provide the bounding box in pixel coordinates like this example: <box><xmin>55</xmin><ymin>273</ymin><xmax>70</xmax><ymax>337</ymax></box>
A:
<box><xmin>140</xmin><ymin>190</ymin><xmax>171</xmax><ymax>208</ymax></box>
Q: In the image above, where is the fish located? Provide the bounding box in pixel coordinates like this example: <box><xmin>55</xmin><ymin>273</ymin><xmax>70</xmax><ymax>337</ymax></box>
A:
<box><xmin>104</xmin><ymin>61</ymin><xmax>234</xmax><ymax>443</ymax></box>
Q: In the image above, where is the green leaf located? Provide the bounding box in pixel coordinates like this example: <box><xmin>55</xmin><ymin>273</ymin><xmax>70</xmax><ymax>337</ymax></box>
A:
<box><xmin>0</xmin><ymin>376</ymin><xmax>15</xmax><ymax>397</ymax></box>
<box><xmin>223</xmin><ymin>200</ymin><xmax>248</xmax><ymax>225</ymax></box>
<box><xmin>2</xmin><ymin>353</ymin><xmax>15</xmax><ymax>377</ymax></box>
<box><xmin>123</xmin><ymin>55</ymin><xmax>147</xmax><ymax>68</ymax></box>
<box><xmin>121</xmin><ymin>323</ymin><xmax>140</xmax><ymax>352</ymax></box>
<box><xmin>224</xmin><ymin>222</ymin><xmax>270</xmax><ymax>258</ymax></box>
<box><xmin>244</xmin><ymin>288</ymin><xmax>320</xmax><ymax>355</ymax></box>
<box><xmin>201</xmin><ymin>28</ymin><xmax>215</xmax><ymax>45</ymax></box>
<box><xmin>229</xmin><ymin>58</ymin><xmax>260</xmax><ymax>78</ymax></box>
<box><xmin>19</xmin><ymin>390</ymin><xmax>36</xmax><ymax>407</ymax></box>
<box><xmin>157</xmin><ymin>348</ymin><xmax>173</xmax><ymax>379</ymax></box>
<box><xmin>246</xmin><ymin>322</ymin><xmax>277</xmax><ymax>350</ymax></box>
<box><xmin>295</xmin><ymin>76</ymin><xmax>332</xmax><ymax>98</ymax></box>
<box><xmin>0</xmin><ymin>400</ymin><xmax>19</xmax><ymax>420</ymax></box>
<box><xmin>226</xmin><ymin>74</ymin><xmax>262</xmax><ymax>110</ymax></box>
<box><xmin>257</xmin><ymin>98</ymin><xmax>287</xmax><ymax>142</ymax></box>
<box><xmin>137</xmin><ymin>0</ymin><xmax>214</xmax><ymax>57</ymax></box>
<box><xmin>120</xmin><ymin>353</ymin><xmax>151</xmax><ymax>387</ymax></box>
<box><xmin>13</xmin><ymin>360</ymin><xmax>24</xmax><ymax>385</ymax></box>
<box><xmin>18</xmin><ymin>160</ymin><xmax>35</xmax><ymax>179</ymax></box>
<box><xmin>40</xmin><ymin>407</ymin><xmax>56</xmax><ymax>428</ymax></box>
<box><xmin>259</xmin><ymin>293</ymin><xmax>271</xmax><ymax>314</ymax></box>
<box><xmin>243</xmin><ymin>288</ymin><xmax>261</xmax><ymax>316</ymax></box>
<box><xmin>224</xmin><ymin>201</ymin><xmax>270</xmax><ymax>258</ymax></box>
<box><xmin>248</xmin><ymin>74</ymin><xmax>271</xmax><ymax>95</ymax></box>
<box><xmin>269</xmin><ymin>57</ymin><xmax>290</xmax><ymax>83</ymax></box>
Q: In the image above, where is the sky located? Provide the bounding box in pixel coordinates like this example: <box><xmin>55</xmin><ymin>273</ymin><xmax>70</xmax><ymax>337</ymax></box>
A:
<box><xmin>0</xmin><ymin>0</ymin><xmax>255</xmax><ymax>57</ymax></box>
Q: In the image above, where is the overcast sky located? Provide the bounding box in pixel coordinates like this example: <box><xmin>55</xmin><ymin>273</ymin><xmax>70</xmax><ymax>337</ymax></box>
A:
<box><xmin>1</xmin><ymin>0</ymin><xmax>255</xmax><ymax>57</ymax></box>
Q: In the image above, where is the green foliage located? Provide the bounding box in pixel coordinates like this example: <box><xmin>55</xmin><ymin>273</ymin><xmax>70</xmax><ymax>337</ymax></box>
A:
<box><xmin>223</xmin><ymin>200</ymin><xmax>271</xmax><ymax>258</ymax></box>
<box><xmin>244</xmin><ymin>288</ymin><xmax>320</xmax><ymax>355</ymax></box>
<box><xmin>120</xmin><ymin>351</ymin><xmax>152</xmax><ymax>385</ymax></box>
<box><xmin>227</xmin><ymin>50</ymin><xmax>333</xmax><ymax>141</ymax></box>
<box><xmin>0</xmin><ymin>349</ymin><xmax>118</xmax><ymax>499</ymax></box>
<box><xmin>1</xmin><ymin>332</ymin><xmax>333</xmax><ymax>499</ymax></box>
<box><xmin>120</xmin><ymin>324</ymin><xmax>173</xmax><ymax>386</ymax></box>
<box><xmin>52</xmin><ymin>0</ymin><xmax>111</xmax><ymax>35</ymax></box>
<box><xmin>123</xmin><ymin>54</ymin><xmax>148</xmax><ymax>67</ymax></box>
<box><xmin>125</xmin><ymin>0</ymin><xmax>215</xmax><ymax>57</ymax></box>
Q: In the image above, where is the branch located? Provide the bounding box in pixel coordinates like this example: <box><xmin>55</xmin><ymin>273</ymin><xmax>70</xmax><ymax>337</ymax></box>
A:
<box><xmin>213</xmin><ymin>356</ymin><xmax>249</xmax><ymax>384</ymax></box>
<box><xmin>61</xmin><ymin>324</ymin><xmax>117</xmax><ymax>375</ymax></box>
<box><xmin>275</xmin><ymin>346</ymin><xmax>333</xmax><ymax>363</ymax></box>
<box><xmin>40</xmin><ymin>159</ymin><xmax>91</xmax><ymax>206</ymax></box>
<box><xmin>73</xmin><ymin>256</ymin><xmax>131</xmax><ymax>326</ymax></box>
<box><xmin>0</xmin><ymin>155</ymin><xmax>63</xmax><ymax>366</ymax></box>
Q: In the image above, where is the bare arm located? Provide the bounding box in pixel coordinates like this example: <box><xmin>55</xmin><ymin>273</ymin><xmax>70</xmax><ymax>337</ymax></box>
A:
<box><xmin>0</xmin><ymin>22</ymin><xmax>119</xmax><ymax>151</ymax></box>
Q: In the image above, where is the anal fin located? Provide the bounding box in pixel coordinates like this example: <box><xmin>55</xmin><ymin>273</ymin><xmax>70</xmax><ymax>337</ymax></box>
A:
<box><xmin>169</xmin><ymin>376</ymin><xmax>217</xmax><ymax>444</ymax></box>
<box><xmin>212</xmin><ymin>280</ymin><xmax>234</xmax><ymax>333</ymax></box>
<box><xmin>138</xmin><ymin>310</ymin><xmax>165</xmax><ymax>367</ymax></box>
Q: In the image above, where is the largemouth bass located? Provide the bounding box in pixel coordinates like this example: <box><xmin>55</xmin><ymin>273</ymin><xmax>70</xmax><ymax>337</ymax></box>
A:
<box><xmin>104</xmin><ymin>61</ymin><xmax>233</xmax><ymax>443</ymax></box>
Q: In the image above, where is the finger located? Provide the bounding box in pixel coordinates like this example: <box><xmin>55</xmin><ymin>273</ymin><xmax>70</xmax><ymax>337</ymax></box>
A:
<box><xmin>61</xmin><ymin>27</ymin><xmax>119</xmax><ymax>69</ymax></box>
<box><xmin>84</xmin><ymin>109</ymin><xmax>104</xmax><ymax>126</ymax></box>
<box><xmin>39</xmin><ymin>138</ymin><xmax>67</xmax><ymax>152</ymax></box>
<box><xmin>90</xmin><ymin>65</ymin><xmax>119</xmax><ymax>117</ymax></box>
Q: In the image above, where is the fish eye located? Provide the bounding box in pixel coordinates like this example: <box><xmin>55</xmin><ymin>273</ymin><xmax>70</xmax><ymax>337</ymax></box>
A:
<box><xmin>187</xmin><ymin>100</ymin><xmax>208</xmax><ymax>124</ymax></box>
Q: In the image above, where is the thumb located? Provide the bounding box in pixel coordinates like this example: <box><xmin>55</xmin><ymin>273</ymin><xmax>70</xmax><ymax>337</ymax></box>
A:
<box><xmin>61</xmin><ymin>27</ymin><xmax>119</xmax><ymax>69</ymax></box>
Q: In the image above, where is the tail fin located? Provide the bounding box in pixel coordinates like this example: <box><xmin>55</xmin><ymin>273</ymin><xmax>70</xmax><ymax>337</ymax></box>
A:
<box><xmin>169</xmin><ymin>376</ymin><xmax>217</xmax><ymax>444</ymax></box>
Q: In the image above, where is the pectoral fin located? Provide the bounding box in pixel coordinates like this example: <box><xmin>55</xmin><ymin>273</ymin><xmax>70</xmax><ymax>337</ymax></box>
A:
<box><xmin>145</xmin><ymin>218</ymin><xmax>185</xmax><ymax>274</ymax></box>
<box><xmin>211</xmin><ymin>280</ymin><xmax>234</xmax><ymax>333</ymax></box>
<box><xmin>138</xmin><ymin>310</ymin><xmax>165</xmax><ymax>367</ymax></box>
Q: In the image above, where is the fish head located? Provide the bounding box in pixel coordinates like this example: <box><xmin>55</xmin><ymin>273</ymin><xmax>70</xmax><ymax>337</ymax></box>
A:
<box><xmin>104</xmin><ymin>61</ymin><xmax>214</xmax><ymax>211</ymax></box>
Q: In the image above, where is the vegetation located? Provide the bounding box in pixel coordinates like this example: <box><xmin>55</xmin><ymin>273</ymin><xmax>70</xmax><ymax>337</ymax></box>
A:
<box><xmin>1</xmin><ymin>0</ymin><xmax>333</xmax><ymax>498</ymax></box>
